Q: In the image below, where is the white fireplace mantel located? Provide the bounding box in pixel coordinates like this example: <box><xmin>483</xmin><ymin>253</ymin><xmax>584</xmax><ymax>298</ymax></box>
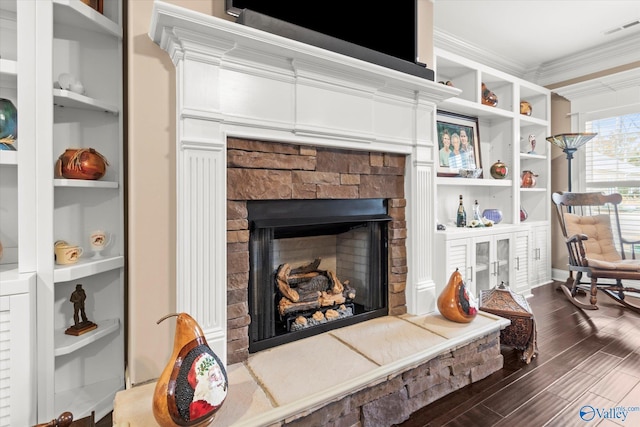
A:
<box><xmin>149</xmin><ymin>0</ymin><xmax>459</xmax><ymax>362</ymax></box>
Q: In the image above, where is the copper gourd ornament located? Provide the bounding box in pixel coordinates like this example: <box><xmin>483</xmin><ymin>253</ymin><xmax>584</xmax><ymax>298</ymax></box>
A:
<box><xmin>55</xmin><ymin>148</ymin><xmax>108</xmax><ymax>180</ymax></box>
<box><xmin>153</xmin><ymin>313</ymin><xmax>228</xmax><ymax>427</ymax></box>
<box><xmin>437</xmin><ymin>268</ymin><xmax>478</xmax><ymax>323</ymax></box>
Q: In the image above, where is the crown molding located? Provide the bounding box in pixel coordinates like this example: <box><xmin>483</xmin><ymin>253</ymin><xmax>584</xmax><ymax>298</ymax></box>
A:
<box><xmin>552</xmin><ymin>67</ymin><xmax>640</xmax><ymax>101</ymax></box>
<box><xmin>433</xmin><ymin>29</ymin><xmax>528</xmax><ymax>79</ymax></box>
<box><xmin>434</xmin><ymin>28</ymin><xmax>640</xmax><ymax>88</ymax></box>
<box><xmin>534</xmin><ymin>33</ymin><xmax>640</xmax><ymax>87</ymax></box>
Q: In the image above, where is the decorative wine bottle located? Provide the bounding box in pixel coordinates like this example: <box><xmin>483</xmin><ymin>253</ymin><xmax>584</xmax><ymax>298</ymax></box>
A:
<box><xmin>456</xmin><ymin>195</ymin><xmax>466</xmax><ymax>228</ymax></box>
<box><xmin>473</xmin><ymin>200</ymin><xmax>482</xmax><ymax>222</ymax></box>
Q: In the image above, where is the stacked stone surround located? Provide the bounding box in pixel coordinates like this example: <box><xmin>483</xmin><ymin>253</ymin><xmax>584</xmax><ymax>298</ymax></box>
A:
<box><xmin>226</xmin><ymin>137</ymin><xmax>408</xmax><ymax>364</ymax></box>
<box><xmin>281</xmin><ymin>332</ymin><xmax>503</xmax><ymax>427</ymax></box>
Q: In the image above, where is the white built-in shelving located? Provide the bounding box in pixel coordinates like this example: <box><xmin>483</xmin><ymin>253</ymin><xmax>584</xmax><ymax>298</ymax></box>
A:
<box><xmin>433</xmin><ymin>48</ymin><xmax>552</xmax><ymax>299</ymax></box>
<box><xmin>0</xmin><ymin>0</ymin><xmax>124</xmax><ymax>424</ymax></box>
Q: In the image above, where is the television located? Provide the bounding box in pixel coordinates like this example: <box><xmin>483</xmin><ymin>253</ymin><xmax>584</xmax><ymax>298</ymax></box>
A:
<box><xmin>226</xmin><ymin>0</ymin><xmax>434</xmax><ymax>80</ymax></box>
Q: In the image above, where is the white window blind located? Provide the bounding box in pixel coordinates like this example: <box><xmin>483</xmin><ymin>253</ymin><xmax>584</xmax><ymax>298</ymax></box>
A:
<box><xmin>584</xmin><ymin>112</ymin><xmax>640</xmax><ymax>252</ymax></box>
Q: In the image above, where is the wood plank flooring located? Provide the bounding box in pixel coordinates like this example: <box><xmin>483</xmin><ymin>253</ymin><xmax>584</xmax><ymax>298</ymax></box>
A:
<box><xmin>397</xmin><ymin>281</ymin><xmax>640</xmax><ymax>427</ymax></box>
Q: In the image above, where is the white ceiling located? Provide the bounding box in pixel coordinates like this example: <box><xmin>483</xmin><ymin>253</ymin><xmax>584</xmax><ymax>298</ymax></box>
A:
<box><xmin>433</xmin><ymin>0</ymin><xmax>640</xmax><ymax>86</ymax></box>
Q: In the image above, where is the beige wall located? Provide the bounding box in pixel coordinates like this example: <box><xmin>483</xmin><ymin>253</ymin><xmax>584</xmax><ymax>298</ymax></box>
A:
<box><xmin>127</xmin><ymin>0</ymin><xmax>228</xmax><ymax>386</ymax></box>
<box><xmin>549</xmin><ymin>94</ymin><xmax>571</xmax><ymax>273</ymax></box>
<box><xmin>126</xmin><ymin>0</ymin><xmax>435</xmax><ymax>386</ymax></box>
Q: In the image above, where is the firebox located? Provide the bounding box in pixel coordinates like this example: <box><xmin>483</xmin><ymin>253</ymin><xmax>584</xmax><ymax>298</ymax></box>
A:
<box><xmin>248</xmin><ymin>198</ymin><xmax>390</xmax><ymax>352</ymax></box>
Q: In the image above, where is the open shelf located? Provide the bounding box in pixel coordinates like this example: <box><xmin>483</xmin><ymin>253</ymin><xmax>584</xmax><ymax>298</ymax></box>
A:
<box><xmin>53</xmin><ymin>0</ymin><xmax>121</xmax><ymax>38</ymax></box>
<box><xmin>437</xmin><ymin>177</ymin><xmax>512</xmax><ymax>187</ymax></box>
<box><xmin>439</xmin><ymin>97</ymin><xmax>515</xmax><ymax>120</ymax></box>
<box><xmin>54</xmin><ymin>376</ymin><xmax>123</xmax><ymax>422</ymax></box>
<box><xmin>0</xmin><ymin>58</ymin><xmax>18</xmax><ymax>87</ymax></box>
<box><xmin>53</xmin><ymin>255</ymin><xmax>124</xmax><ymax>283</ymax></box>
<box><xmin>54</xmin><ymin>318</ymin><xmax>120</xmax><ymax>356</ymax></box>
<box><xmin>520</xmin><ymin>187</ymin><xmax>547</xmax><ymax>193</ymax></box>
<box><xmin>53</xmin><ymin>89</ymin><xmax>119</xmax><ymax>114</ymax></box>
<box><xmin>0</xmin><ymin>150</ymin><xmax>18</xmax><ymax>165</ymax></box>
<box><xmin>54</xmin><ymin>178</ymin><xmax>119</xmax><ymax>189</ymax></box>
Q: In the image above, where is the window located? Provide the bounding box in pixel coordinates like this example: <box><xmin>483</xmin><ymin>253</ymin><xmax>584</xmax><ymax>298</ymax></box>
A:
<box><xmin>584</xmin><ymin>112</ymin><xmax>640</xmax><ymax>252</ymax></box>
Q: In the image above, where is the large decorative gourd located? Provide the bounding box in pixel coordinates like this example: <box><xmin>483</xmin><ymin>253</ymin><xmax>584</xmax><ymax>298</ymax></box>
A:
<box><xmin>55</xmin><ymin>148</ymin><xmax>108</xmax><ymax>180</ymax></box>
<box><xmin>437</xmin><ymin>268</ymin><xmax>478</xmax><ymax>323</ymax></box>
<box><xmin>153</xmin><ymin>313</ymin><xmax>228</xmax><ymax>427</ymax></box>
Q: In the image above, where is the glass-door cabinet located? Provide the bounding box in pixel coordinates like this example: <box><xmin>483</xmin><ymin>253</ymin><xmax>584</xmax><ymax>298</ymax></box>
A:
<box><xmin>472</xmin><ymin>233</ymin><xmax>512</xmax><ymax>296</ymax></box>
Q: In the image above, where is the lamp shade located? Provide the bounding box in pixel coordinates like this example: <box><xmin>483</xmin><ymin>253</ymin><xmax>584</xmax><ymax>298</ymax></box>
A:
<box><xmin>546</xmin><ymin>133</ymin><xmax>597</xmax><ymax>151</ymax></box>
<box><xmin>546</xmin><ymin>133</ymin><xmax>597</xmax><ymax>193</ymax></box>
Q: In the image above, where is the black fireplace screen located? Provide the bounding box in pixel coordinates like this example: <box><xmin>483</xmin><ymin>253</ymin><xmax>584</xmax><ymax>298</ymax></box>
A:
<box><xmin>248</xmin><ymin>199</ymin><xmax>390</xmax><ymax>353</ymax></box>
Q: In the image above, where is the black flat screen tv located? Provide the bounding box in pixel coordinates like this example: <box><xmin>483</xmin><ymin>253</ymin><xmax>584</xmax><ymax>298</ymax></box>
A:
<box><xmin>226</xmin><ymin>1</ymin><xmax>432</xmax><ymax>80</ymax></box>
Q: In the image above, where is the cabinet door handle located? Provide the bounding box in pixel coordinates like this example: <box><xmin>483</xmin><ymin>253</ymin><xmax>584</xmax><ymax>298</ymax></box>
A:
<box><xmin>468</xmin><ymin>266</ymin><xmax>473</xmax><ymax>279</ymax></box>
<box><xmin>516</xmin><ymin>256</ymin><xmax>520</xmax><ymax>270</ymax></box>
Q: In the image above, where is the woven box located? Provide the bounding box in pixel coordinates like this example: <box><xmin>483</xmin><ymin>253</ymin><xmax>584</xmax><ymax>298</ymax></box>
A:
<box><xmin>480</xmin><ymin>284</ymin><xmax>538</xmax><ymax>363</ymax></box>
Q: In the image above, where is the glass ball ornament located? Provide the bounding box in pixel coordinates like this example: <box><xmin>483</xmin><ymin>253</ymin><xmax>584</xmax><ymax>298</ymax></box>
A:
<box><xmin>490</xmin><ymin>160</ymin><xmax>508</xmax><ymax>179</ymax></box>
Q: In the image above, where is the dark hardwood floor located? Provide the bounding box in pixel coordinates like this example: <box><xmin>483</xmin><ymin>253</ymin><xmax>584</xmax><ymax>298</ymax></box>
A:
<box><xmin>397</xmin><ymin>281</ymin><xmax>640</xmax><ymax>427</ymax></box>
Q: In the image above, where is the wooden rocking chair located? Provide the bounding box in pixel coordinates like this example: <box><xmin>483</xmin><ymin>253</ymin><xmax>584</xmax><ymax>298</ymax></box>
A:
<box><xmin>552</xmin><ymin>192</ymin><xmax>640</xmax><ymax>312</ymax></box>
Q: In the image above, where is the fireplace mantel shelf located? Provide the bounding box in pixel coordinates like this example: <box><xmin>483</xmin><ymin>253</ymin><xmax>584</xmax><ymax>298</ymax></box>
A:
<box><xmin>114</xmin><ymin>311</ymin><xmax>509</xmax><ymax>426</ymax></box>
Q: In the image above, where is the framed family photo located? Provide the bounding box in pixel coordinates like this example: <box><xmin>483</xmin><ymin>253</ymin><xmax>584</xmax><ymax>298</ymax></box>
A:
<box><xmin>436</xmin><ymin>111</ymin><xmax>482</xmax><ymax>177</ymax></box>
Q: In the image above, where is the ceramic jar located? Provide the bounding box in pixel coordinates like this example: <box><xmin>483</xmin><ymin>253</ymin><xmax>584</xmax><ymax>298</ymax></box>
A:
<box><xmin>481</xmin><ymin>83</ymin><xmax>498</xmax><ymax>107</ymax></box>
<box><xmin>54</xmin><ymin>241</ymin><xmax>83</xmax><ymax>265</ymax></box>
<box><xmin>521</xmin><ymin>170</ymin><xmax>538</xmax><ymax>188</ymax></box>
<box><xmin>55</xmin><ymin>148</ymin><xmax>109</xmax><ymax>180</ymax></box>
<box><xmin>490</xmin><ymin>160</ymin><xmax>508</xmax><ymax>179</ymax></box>
<box><xmin>437</xmin><ymin>269</ymin><xmax>478</xmax><ymax>323</ymax></box>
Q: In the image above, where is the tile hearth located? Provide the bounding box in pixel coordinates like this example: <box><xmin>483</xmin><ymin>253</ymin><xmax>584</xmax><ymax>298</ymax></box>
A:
<box><xmin>114</xmin><ymin>312</ymin><xmax>509</xmax><ymax>427</ymax></box>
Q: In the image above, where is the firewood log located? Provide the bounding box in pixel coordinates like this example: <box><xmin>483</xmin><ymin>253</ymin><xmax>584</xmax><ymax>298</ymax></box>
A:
<box><xmin>327</xmin><ymin>270</ymin><xmax>344</xmax><ymax>294</ymax></box>
<box><xmin>276</xmin><ymin>263</ymin><xmax>299</xmax><ymax>302</ymax></box>
<box><xmin>288</xmin><ymin>271</ymin><xmax>321</xmax><ymax>285</ymax></box>
<box><xmin>297</xmin><ymin>274</ymin><xmax>329</xmax><ymax>293</ymax></box>
<box><xmin>344</xmin><ymin>284</ymin><xmax>356</xmax><ymax>300</ymax></box>
<box><xmin>319</xmin><ymin>290</ymin><xmax>346</xmax><ymax>306</ymax></box>
<box><xmin>278</xmin><ymin>297</ymin><xmax>320</xmax><ymax>316</ymax></box>
<box><xmin>291</xmin><ymin>258</ymin><xmax>322</xmax><ymax>274</ymax></box>
<box><xmin>297</xmin><ymin>289</ymin><xmax>322</xmax><ymax>302</ymax></box>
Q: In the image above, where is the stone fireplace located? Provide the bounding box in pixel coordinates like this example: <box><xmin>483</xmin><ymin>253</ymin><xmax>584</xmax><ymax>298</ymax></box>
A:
<box><xmin>226</xmin><ymin>139</ymin><xmax>408</xmax><ymax>360</ymax></box>
<box><xmin>149</xmin><ymin>2</ymin><xmax>460</xmax><ymax>365</ymax></box>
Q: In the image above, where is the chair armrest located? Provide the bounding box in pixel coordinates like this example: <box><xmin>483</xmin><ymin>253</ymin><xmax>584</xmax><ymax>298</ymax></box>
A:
<box><xmin>622</xmin><ymin>236</ymin><xmax>640</xmax><ymax>244</ymax></box>
<box><xmin>621</xmin><ymin>235</ymin><xmax>640</xmax><ymax>260</ymax></box>
<box><xmin>566</xmin><ymin>233</ymin><xmax>589</xmax><ymax>243</ymax></box>
<box><xmin>565</xmin><ymin>233</ymin><xmax>590</xmax><ymax>267</ymax></box>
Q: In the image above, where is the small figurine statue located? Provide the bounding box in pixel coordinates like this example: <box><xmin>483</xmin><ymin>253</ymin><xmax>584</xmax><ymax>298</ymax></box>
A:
<box><xmin>65</xmin><ymin>284</ymin><xmax>98</xmax><ymax>336</ymax></box>
<box><xmin>528</xmin><ymin>134</ymin><xmax>537</xmax><ymax>154</ymax></box>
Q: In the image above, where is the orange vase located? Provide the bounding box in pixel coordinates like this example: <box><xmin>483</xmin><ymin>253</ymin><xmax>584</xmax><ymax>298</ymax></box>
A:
<box><xmin>153</xmin><ymin>313</ymin><xmax>228</xmax><ymax>427</ymax></box>
<box><xmin>437</xmin><ymin>269</ymin><xmax>478</xmax><ymax>323</ymax></box>
<box><xmin>55</xmin><ymin>148</ymin><xmax>108</xmax><ymax>180</ymax></box>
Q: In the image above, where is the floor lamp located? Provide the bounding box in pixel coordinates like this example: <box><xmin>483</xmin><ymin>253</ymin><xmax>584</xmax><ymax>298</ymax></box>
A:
<box><xmin>546</xmin><ymin>133</ymin><xmax>597</xmax><ymax>193</ymax></box>
<box><xmin>546</xmin><ymin>133</ymin><xmax>597</xmax><ymax>286</ymax></box>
